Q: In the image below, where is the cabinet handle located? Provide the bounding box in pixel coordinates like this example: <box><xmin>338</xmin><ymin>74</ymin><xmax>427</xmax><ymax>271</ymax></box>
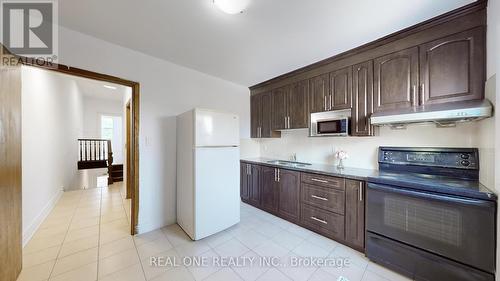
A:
<box><xmin>310</xmin><ymin>216</ymin><xmax>328</xmax><ymax>225</ymax></box>
<box><xmin>284</xmin><ymin>117</ymin><xmax>287</xmax><ymax>129</ymax></box>
<box><xmin>329</xmin><ymin>95</ymin><xmax>333</xmax><ymax>111</ymax></box>
<box><xmin>421</xmin><ymin>83</ymin><xmax>425</xmax><ymax>105</ymax></box>
<box><xmin>412</xmin><ymin>85</ymin><xmax>417</xmax><ymax>106</ymax></box>
<box><xmin>359</xmin><ymin>182</ymin><xmax>363</xmax><ymax>202</ymax></box>
<box><xmin>258</xmin><ymin>127</ymin><xmax>261</xmax><ymax>138</ymax></box>
<box><xmin>311</xmin><ymin>178</ymin><xmax>328</xmax><ymax>184</ymax></box>
<box><xmin>287</xmin><ymin>116</ymin><xmax>290</xmax><ymax>129</ymax></box>
<box><xmin>277</xmin><ymin>169</ymin><xmax>280</xmax><ymax>182</ymax></box>
<box><xmin>274</xmin><ymin>168</ymin><xmax>277</xmax><ymax>182</ymax></box>
<box><xmin>311</xmin><ymin>195</ymin><xmax>328</xmax><ymax>201</ymax></box>
<box><xmin>324</xmin><ymin>96</ymin><xmax>327</xmax><ymax>111</ymax></box>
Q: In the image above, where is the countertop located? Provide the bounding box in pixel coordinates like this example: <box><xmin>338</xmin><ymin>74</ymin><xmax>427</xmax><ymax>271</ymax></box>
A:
<box><xmin>240</xmin><ymin>157</ymin><xmax>378</xmax><ymax>181</ymax></box>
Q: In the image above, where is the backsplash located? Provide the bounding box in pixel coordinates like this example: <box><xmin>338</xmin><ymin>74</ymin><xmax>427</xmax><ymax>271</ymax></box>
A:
<box><xmin>256</xmin><ymin>123</ymin><xmax>479</xmax><ymax>170</ymax></box>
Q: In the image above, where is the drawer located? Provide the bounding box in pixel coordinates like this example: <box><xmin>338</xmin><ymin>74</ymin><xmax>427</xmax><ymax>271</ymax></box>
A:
<box><xmin>301</xmin><ymin>173</ymin><xmax>345</xmax><ymax>191</ymax></box>
<box><xmin>301</xmin><ymin>184</ymin><xmax>345</xmax><ymax>215</ymax></box>
<box><xmin>301</xmin><ymin>204</ymin><xmax>345</xmax><ymax>240</ymax></box>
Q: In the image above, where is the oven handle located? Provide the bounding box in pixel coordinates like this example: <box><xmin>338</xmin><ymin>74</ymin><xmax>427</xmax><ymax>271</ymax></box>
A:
<box><xmin>367</xmin><ymin>183</ymin><xmax>494</xmax><ymax>208</ymax></box>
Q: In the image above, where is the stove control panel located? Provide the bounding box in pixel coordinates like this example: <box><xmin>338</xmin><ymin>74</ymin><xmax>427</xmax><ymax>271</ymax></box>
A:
<box><xmin>379</xmin><ymin>147</ymin><xmax>479</xmax><ymax>170</ymax></box>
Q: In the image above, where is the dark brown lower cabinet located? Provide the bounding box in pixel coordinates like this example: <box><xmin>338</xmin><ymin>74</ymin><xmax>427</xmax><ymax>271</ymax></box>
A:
<box><xmin>345</xmin><ymin>179</ymin><xmax>365</xmax><ymax>250</ymax></box>
<box><xmin>240</xmin><ymin>163</ymin><xmax>250</xmax><ymax>201</ymax></box>
<box><xmin>277</xmin><ymin>169</ymin><xmax>300</xmax><ymax>223</ymax></box>
<box><xmin>261</xmin><ymin>166</ymin><xmax>279</xmax><ymax>213</ymax></box>
<box><xmin>249</xmin><ymin>165</ymin><xmax>261</xmax><ymax>207</ymax></box>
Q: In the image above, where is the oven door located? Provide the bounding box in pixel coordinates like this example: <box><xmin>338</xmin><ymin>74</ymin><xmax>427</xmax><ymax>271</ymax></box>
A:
<box><xmin>367</xmin><ymin>183</ymin><xmax>496</xmax><ymax>273</ymax></box>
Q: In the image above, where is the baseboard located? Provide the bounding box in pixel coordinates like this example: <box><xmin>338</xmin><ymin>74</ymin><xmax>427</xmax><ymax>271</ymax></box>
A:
<box><xmin>22</xmin><ymin>189</ymin><xmax>63</xmax><ymax>247</ymax></box>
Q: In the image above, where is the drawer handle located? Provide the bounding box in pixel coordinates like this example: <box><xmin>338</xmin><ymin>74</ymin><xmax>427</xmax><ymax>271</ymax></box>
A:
<box><xmin>310</xmin><ymin>216</ymin><xmax>328</xmax><ymax>225</ymax></box>
<box><xmin>311</xmin><ymin>178</ymin><xmax>328</xmax><ymax>184</ymax></box>
<box><xmin>311</xmin><ymin>195</ymin><xmax>328</xmax><ymax>201</ymax></box>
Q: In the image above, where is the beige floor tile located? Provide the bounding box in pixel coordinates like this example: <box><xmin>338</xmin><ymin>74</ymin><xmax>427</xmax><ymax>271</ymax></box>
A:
<box><xmin>59</xmin><ymin>235</ymin><xmax>99</xmax><ymax>257</ymax></box>
<box><xmin>98</xmin><ymin>263</ymin><xmax>145</xmax><ymax>281</ymax></box>
<box><xmin>17</xmin><ymin>260</ymin><xmax>55</xmax><ymax>281</ymax></box>
<box><xmin>49</xmin><ymin>262</ymin><xmax>97</xmax><ymax>281</ymax></box>
<box><xmin>134</xmin><ymin>230</ymin><xmax>165</xmax><ymax>247</ymax></box>
<box><xmin>98</xmin><ymin>248</ymin><xmax>140</xmax><ymax>277</ymax></box>
<box><xmin>149</xmin><ymin>266</ymin><xmax>194</xmax><ymax>281</ymax></box>
<box><xmin>32</xmin><ymin>225</ymin><xmax>68</xmax><ymax>239</ymax></box>
<box><xmin>23</xmin><ymin>246</ymin><xmax>60</xmax><ymax>268</ymax></box>
<box><xmin>69</xmin><ymin>216</ymin><xmax>100</xmax><ymax>230</ymax></box>
<box><xmin>99</xmin><ymin>227</ymin><xmax>130</xmax><ymax>245</ymax></box>
<box><xmin>51</xmin><ymin>247</ymin><xmax>98</xmax><ymax>277</ymax></box>
<box><xmin>65</xmin><ymin>225</ymin><xmax>100</xmax><ymax>242</ymax></box>
<box><xmin>24</xmin><ymin>233</ymin><xmax>66</xmax><ymax>254</ymax></box>
<box><xmin>136</xmin><ymin>236</ymin><xmax>173</xmax><ymax>260</ymax></box>
<box><xmin>99</xmin><ymin>236</ymin><xmax>135</xmax><ymax>259</ymax></box>
<box><xmin>141</xmin><ymin>248</ymin><xmax>180</xmax><ymax>280</ymax></box>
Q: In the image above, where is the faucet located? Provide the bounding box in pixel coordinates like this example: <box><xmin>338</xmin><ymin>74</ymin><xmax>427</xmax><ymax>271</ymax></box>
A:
<box><xmin>291</xmin><ymin>153</ymin><xmax>297</xmax><ymax>162</ymax></box>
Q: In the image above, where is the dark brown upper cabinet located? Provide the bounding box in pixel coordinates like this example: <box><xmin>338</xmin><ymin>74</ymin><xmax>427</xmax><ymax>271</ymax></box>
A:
<box><xmin>309</xmin><ymin>74</ymin><xmax>330</xmax><ymax>113</ymax></box>
<box><xmin>277</xmin><ymin>169</ymin><xmax>301</xmax><ymax>223</ymax></box>
<box><xmin>419</xmin><ymin>27</ymin><xmax>485</xmax><ymax>105</ymax></box>
<box><xmin>374</xmin><ymin>47</ymin><xmax>419</xmax><ymax>112</ymax></box>
<box><xmin>330</xmin><ymin>66</ymin><xmax>353</xmax><ymax>110</ymax></box>
<box><xmin>251</xmin><ymin>92</ymin><xmax>275</xmax><ymax>138</ymax></box>
<box><xmin>272</xmin><ymin>86</ymin><xmax>289</xmax><ymax>130</ymax></box>
<box><xmin>288</xmin><ymin>80</ymin><xmax>309</xmax><ymax>129</ymax></box>
<box><xmin>352</xmin><ymin>60</ymin><xmax>374</xmax><ymax>136</ymax></box>
<box><xmin>345</xmin><ymin>179</ymin><xmax>365</xmax><ymax>251</ymax></box>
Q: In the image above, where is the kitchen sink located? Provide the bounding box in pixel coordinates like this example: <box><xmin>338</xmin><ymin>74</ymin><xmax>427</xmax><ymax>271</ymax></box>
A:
<box><xmin>266</xmin><ymin>160</ymin><xmax>312</xmax><ymax>167</ymax></box>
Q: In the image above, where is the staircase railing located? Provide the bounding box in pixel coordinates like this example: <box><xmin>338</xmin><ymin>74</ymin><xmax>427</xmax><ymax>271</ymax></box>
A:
<box><xmin>77</xmin><ymin>139</ymin><xmax>114</xmax><ymax>181</ymax></box>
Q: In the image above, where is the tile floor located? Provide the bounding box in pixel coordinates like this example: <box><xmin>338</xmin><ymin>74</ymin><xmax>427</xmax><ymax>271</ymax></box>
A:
<box><xmin>18</xmin><ymin>183</ymin><xmax>412</xmax><ymax>281</ymax></box>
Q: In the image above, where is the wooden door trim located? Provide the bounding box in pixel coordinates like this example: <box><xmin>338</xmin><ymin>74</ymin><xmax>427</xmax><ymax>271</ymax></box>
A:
<box><xmin>20</xmin><ymin>57</ymin><xmax>141</xmax><ymax>235</ymax></box>
<box><xmin>125</xmin><ymin>101</ymin><xmax>132</xmax><ymax>200</ymax></box>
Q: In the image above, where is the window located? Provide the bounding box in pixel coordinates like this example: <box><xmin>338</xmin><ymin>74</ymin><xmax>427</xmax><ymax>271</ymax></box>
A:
<box><xmin>101</xmin><ymin>116</ymin><xmax>114</xmax><ymax>140</ymax></box>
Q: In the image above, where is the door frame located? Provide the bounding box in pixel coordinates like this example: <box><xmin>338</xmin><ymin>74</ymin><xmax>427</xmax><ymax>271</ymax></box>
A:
<box><xmin>125</xmin><ymin>100</ymin><xmax>132</xmax><ymax>200</ymax></box>
<box><xmin>22</xmin><ymin>58</ymin><xmax>141</xmax><ymax>235</ymax></box>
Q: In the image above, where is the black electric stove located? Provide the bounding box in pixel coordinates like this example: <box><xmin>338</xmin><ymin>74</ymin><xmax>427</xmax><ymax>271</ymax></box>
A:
<box><xmin>366</xmin><ymin>147</ymin><xmax>497</xmax><ymax>281</ymax></box>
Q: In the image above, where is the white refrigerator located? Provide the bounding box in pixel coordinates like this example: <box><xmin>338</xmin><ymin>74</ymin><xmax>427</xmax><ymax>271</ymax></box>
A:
<box><xmin>176</xmin><ymin>108</ymin><xmax>240</xmax><ymax>240</ymax></box>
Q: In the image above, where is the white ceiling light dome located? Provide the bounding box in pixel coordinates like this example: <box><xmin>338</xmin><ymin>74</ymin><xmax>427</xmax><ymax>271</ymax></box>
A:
<box><xmin>213</xmin><ymin>0</ymin><xmax>250</xmax><ymax>14</ymax></box>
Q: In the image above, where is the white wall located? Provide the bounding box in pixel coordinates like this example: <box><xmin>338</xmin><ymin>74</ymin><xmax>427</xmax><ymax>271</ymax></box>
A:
<box><xmin>21</xmin><ymin>66</ymin><xmax>84</xmax><ymax>245</ymax></box>
<box><xmin>56</xmin><ymin>26</ymin><xmax>250</xmax><ymax>233</ymax></box>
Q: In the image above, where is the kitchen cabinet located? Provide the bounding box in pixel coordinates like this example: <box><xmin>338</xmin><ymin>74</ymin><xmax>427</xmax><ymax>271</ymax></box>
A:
<box><xmin>345</xmin><ymin>179</ymin><xmax>365</xmax><ymax>250</ymax></box>
<box><xmin>277</xmin><ymin>169</ymin><xmax>301</xmax><ymax>223</ymax></box>
<box><xmin>249</xmin><ymin>164</ymin><xmax>261</xmax><ymax>207</ymax></box>
<box><xmin>261</xmin><ymin>166</ymin><xmax>279</xmax><ymax>213</ymax></box>
<box><xmin>419</xmin><ymin>27</ymin><xmax>485</xmax><ymax>105</ymax></box>
<box><xmin>374</xmin><ymin>47</ymin><xmax>419</xmax><ymax>112</ymax></box>
<box><xmin>272</xmin><ymin>86</ymin><xmax>289</xmax><ymax>130</ymax></box>
<box><xmin>309</xmin><ymin>73</ymin><xmax>330</xmax><ymax>113</ymax></box>
<box><xmin>288</xmin><ymin>80</ymin><xmax>309</xmax><ymax>129</ymax></box>
<box><xmin>251</xmin><ymin>92</ymin><xmax>275</xmax><ymax>138</ymax></box>
<box><xmin>330</xmin><ymin>66</ymin><xmax>352</xmax><ymax>110</ymax></box>
<box><xmin>240</xmin><ymin>163</ymin><xmax>250</xmax><ymax>201</ymax></box>
<box><xmin>352</xmin><ymin>60</ymin><xmax>374</xmax><ymax>136</ymax></box>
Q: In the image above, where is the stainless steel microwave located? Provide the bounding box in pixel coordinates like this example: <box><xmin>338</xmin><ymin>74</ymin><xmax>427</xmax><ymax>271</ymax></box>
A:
<box><xmin>310</xmin><ymin>109</ymin><xmax>351</xmax><ymax>137</ymax></box>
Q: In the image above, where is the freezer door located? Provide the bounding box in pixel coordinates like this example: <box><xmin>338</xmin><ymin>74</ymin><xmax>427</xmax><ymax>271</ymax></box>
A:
<box><xmin>195</xmin><ymin>109</ymin><xmax>239</xmax><ymax>147</ymax></box>
<box><xmin>194</xmin><ymin>147</ymin><xmax>240</xmax><ymax>240</ymax></box>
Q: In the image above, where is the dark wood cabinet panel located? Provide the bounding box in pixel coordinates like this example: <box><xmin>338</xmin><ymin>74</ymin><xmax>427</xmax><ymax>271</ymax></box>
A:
<box><xmin>301</xmin><ymin>184</ymin><xmax>345</xmax><ymax>215</ymax></box>
<box><xmin>261</xmin><ymin>166</ymin><xmax>279</xmax><ymax>213</ymax></box>
<box><xmin>374</xmin><ymin>47</ymin><xmax>419</xmax><ymax>112</ymax></box>
<box><xmin>309</xmin><ymin>74</ymin><xmax>329</xmax><ymax>113</ymax></box>
<box><xmin>260</xmin><ymin>92</ymin><xmax>273</xmax><ymax>138</ymax></box>
<box><xmin>272</xmin><ymin>86</ymin><xmax>289</xmax><ymax>130</ymax></box>
<box><xmin>250</xmin><ymin>95</ymin><xmax>261</xmax><ymax>138</ymax></box>
<box><xmin>345</xmin><ymin>179</ymin><xmax>365</xmax><ymax>250</ymax></box>
<box><xmin>419</xmin><ymin>27</ymin><xmax>485</xmax><ymax>105</ymax></box>
<box><xmin>278</xmin><ymin>169</ymin><xmax>301</xmax><ymax>222</ymax></box>
<box><xmin>240</xmin><ymin>163</ymin><xmax>250</xmax><ymax>201</ymax></box>
<box><xmin>289</xmin><ymin>80</ymin><xmax>309</xmax><ymax>129</ymax></box>
<box><xmin>301</xmin><ymin>204</ymin><xmax>345</xmax><ymax>241</ymax></box>
<box><xmin>330</xmin><ymin>66</ymin><xmax>352</xmax><ymax>110</ymax></box>
<box><xmin>352</xmin><ymin>60</ymin><xmax>374</xmax><ymax>136</ymax></box>
<box><xmin>249</xmin><ymin>165</ymin><xmax>261</xmax><ymax>207</ymax></box>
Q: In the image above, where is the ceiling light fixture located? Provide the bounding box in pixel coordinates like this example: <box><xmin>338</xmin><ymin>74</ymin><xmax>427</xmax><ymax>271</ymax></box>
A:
<box><xmin>103</xmin><ymin>85</ymin><xmax>117</xmax><ymax>90</ymax></box>
<box><xmin>213</xmin><ymin>0</ymin><xmax>249</xmax><ymax>14</ymax></box>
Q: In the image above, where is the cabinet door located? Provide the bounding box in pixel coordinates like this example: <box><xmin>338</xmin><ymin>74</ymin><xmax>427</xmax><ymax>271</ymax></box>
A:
<box><xmin>250</xmin><ymin>94</ymin><xmax>262</xmax><ymax>138</ymax></box>
<box><xmin>261</xmin><ymin>166</ymin><xmax>279</xmax><ymax>213</ymax></box>
<box><xmin>272</xmin><ymin>86</ymin><xmax>288</xmax><ymax>130</ymax></box>
<box><xmin>330</xmin><ymin>66</ymin><xmax>352</xmax><ymax>110</ymax></box>
<box><xmin>374</xmin><ymin>47</ymin><xmax>419</xmax><ymax>112</ymax></box>
<box><xmin>249</xmin><ymin>165</ymin><xmax>261</xmax><ymax>207</ymax></box>
<box><xmin>309</xmin><ymin>74</ymin><xmax>329</xmax><ymax>113</ymax></box>
<box><xmin>419</xmin><ymin>27</ymin><xmax>485</xmax><ymax>105</ymax></box>
<box><xmin>277</xmin><ymin>169</ymin><xmax>300</xmax><ymax>222</ymax></box>
<box><xmin>240</xmin><ymin>163</ymin><xmax>250</xmax><ymax>201</ymax></box>
<box><xmin>345</xmin><ymin>179</ymin><xmax>365</xmax><ymax>250</ymax></box>
<box><xmin>289</xmin><ymin>80</ymin><xmax>309</xmax><ymax>129</ymax></box>
<box><xmin>261</xmin><ymin>92</ymin><xmax>273</xmax><ymax>138</ymax></box>
<box><xmin>352</xmin><ymin>61</ymin><xmax>374</xmax><ymax>136</ymax></box>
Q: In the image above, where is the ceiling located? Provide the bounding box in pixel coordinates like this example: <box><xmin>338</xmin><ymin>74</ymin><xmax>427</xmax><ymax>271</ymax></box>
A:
<box><xmin>73</xmin><ymin>76</ymin><xmax>129</xmax><ymax>101</ymax></box>
<box><xmin>59</xmin><ymin>0</ymin><xmax>475</xmax><ymax>87</ymax></box>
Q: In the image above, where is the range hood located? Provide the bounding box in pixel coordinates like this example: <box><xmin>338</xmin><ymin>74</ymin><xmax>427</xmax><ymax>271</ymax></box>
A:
<box><xmin>370</xmin><ymin>99</ymin><xmax>493</xmax><ymax>127</ymax></box>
